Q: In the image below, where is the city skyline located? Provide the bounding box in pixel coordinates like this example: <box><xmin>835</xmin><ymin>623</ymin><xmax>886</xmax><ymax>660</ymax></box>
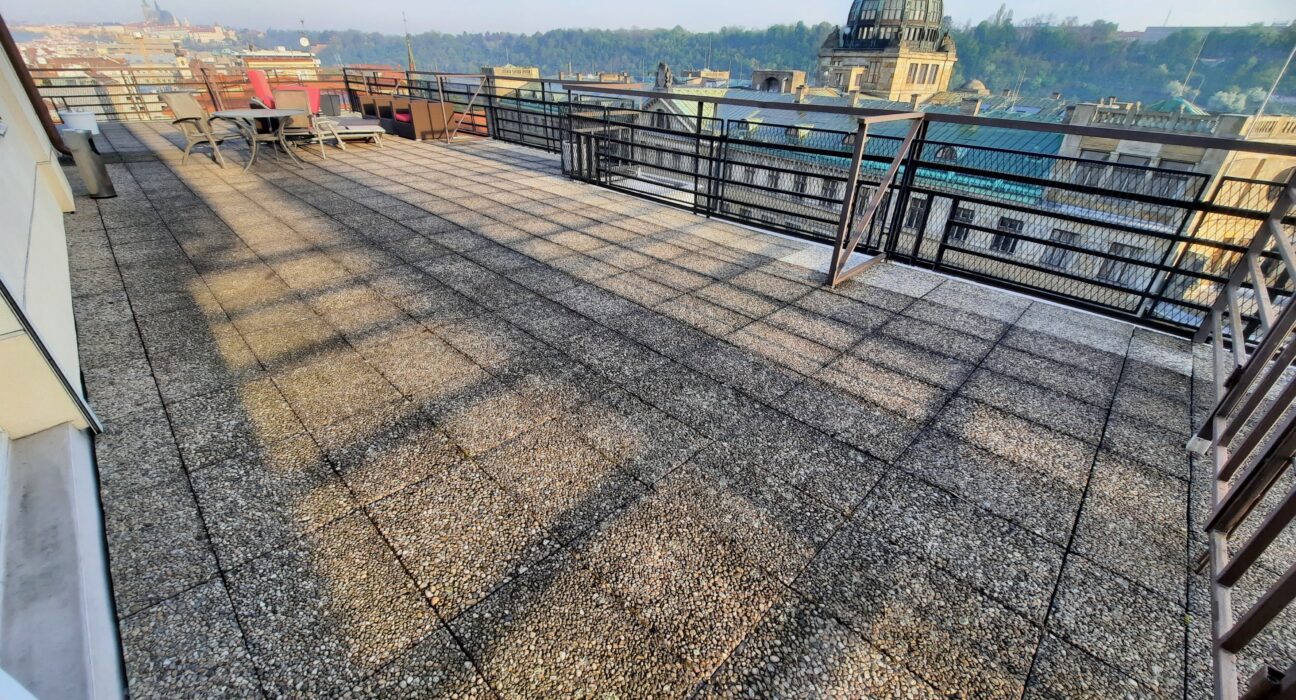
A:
<box><xmin>2</xmin><ymin>0</ymin><xmax>1291</xmax><ymax>36</ymax></box>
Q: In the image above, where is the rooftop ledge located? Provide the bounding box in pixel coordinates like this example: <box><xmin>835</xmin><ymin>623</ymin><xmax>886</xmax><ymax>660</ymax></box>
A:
<box><xmin>69</xmin><ymin>122</ymin><xmax>1239</xmax><ymax>699</ymax></box>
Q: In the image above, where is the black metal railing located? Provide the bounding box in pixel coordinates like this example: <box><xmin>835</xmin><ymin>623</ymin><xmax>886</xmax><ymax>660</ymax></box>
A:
<box><xmin>555</xmin><ymin>84</ymin><xmax>1296</xmax><ymax>336</ymax></box>
<box><xmin>29</xmin><ymin>66</ymin><xmax>352</xmax><ymax>122</ymax></box>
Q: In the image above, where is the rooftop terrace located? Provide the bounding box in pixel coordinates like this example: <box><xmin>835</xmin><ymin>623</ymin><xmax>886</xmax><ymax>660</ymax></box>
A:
<box><xmin>72</xmin><ymin>121</ymin><xmax>1230</xmax><ymax>698</ymax></box>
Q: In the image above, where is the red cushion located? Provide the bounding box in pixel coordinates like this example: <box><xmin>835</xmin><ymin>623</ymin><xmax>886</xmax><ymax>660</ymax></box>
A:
<box><xmin>394</xmin><ymin>112</ymin><xmax>412</xmax><ymax>123</ymax></box>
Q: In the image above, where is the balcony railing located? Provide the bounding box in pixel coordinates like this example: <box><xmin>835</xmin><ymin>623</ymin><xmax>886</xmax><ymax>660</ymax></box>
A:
<box><xmin>30</xmin><ymin>66</ymin><xmax>352</xmax><ymax>122</ymax></box>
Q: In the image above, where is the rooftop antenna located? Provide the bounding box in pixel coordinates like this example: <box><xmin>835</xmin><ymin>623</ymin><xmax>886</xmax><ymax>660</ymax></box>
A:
<box><xmin>1179</xmin><ymin>30</ymin><xmax>1209</xmax><ymax>98</ymax></box>
<box><xmin>706</xmin><ymin>36</ymin><xmax>712</xmax><ymax>69</ymax></box>
<box><xmin>297</xmin><ymin>19</ymin><xmax>309</xmax><ymax>49</ymax></box>
<box><xmin>1245</xmin><ymin>36</ymin><xmax>1296</xmax><ymax>138</ymax></box>
<box><xmin>402</xmin><ymin>12</ymin><xmax>416</xmax><ymax>72</ymax></box>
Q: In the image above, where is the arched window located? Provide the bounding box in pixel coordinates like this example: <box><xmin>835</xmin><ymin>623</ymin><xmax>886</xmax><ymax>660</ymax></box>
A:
<box><xmin>934</xmin><ymin>145</ymin><xmax>958</xmax><ymax>162</ymax></box>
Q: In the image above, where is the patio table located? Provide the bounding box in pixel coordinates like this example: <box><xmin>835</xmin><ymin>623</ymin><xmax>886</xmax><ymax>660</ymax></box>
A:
<box><xmin>212</xmin><ymin>108</ymin><xmax>306</xmax><ymax>171</ymax></box>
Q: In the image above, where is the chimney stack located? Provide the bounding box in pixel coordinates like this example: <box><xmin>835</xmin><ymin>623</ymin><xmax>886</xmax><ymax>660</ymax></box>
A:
<box><xmin>794</xmin><ymin>84</ymin><xmax>809</xmax><ymax>103</ymax></box>
<box><xmin>1050</xmin><ymin>91</ymin><xmax>1062</xmax><ymax>100</ymax></box>
<box><xmin>1001</xmin><ymin>88</ymin><xmax>1012</xmax><ymax>97</ymax></box>
<box><xmin>909</xmin><ymin>93</ymin><xmax>922</xmax><ymax>109</ymax></box>
<box><xmin>847</xmin><ymin>88</ymin><xmax>860</xmax><ymax>106</ymax></box>
<box><xmin>1107</xmin><ymin>95</ymin><xmax>1117</xmax><ymax>105</ymax></box>
<box><xmin>960</xmin><ymin>97</ymin><xmax>981</xmax><ymax>116</ymax></box>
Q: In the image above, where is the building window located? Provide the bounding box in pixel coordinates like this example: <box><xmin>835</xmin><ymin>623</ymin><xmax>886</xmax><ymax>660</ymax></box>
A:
<box><xmin>1112</xmin><ymin>154</ymin><xmax>1150</xmax><ymax>191</ymax></box>
<box><xmin>766</xmin><ymin>169</ymin><xmax>780</xmax><ymax>189</ymax></box>
<box><xmin>907</xmin><ymin>63</ymin><xmax>919</xmax><ymax>84</ymax></box>
<box><xmin>653</xmin><ymin>111</ymin><xmax>670</xmax><ymax>129</ymax></box>
<box><xmin>990</xmin><ymin>217</ymin><xmax>1023</xmax><ymax>254</ymax></box>
<box><xmin>934</xmin><ymin>145</ymin><xmax>958</xmax><ymax>162</ymax></box>
<box><xmin>1040</xmin><ymin>229</ymin><xmax>1080</xmax><ymax>269</ymax></box>
<box><xmin>1074</xmin><ymin>149</ymin><xmax>1109</xmax><ymax>186</ymax></box>
<box><xmin>948</xmin><ymin>206</ymin><xmax>974</xmax><ymax>243</ymax></box>
<box><xmin>1097</xmin><ymin>242</ymin><xmax>1143</xmax><ymax>286</ymax></box>
<box><xmin>823</xmin><ymin>178</ymin><xmax>842</xmax><ymax>201</ymax></box>
<box><xmin>904</xmin><ymin>196</ymin><xmax>928</xmax><ymax>230</ymax></box>
<box><xmin>742</xmin><ymin>165</ymin><xmax>757</xmax><ymax>184</ymax></box>
<box><xmin>1152</xmin><ymin>159</ymin><xmax>1195</xmax><ymax>199</ymax></box>
<box><xmin>793</xmin><ymin>173</ymin><xmax>809</xmax><ymax>197</ymax></box>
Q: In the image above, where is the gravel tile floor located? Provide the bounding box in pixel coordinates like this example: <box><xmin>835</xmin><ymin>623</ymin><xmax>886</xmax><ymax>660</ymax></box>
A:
<box><xmin>73</xmin><ymin>122</ymin><xmax>1212</xmax><ymax>698</ymax></box>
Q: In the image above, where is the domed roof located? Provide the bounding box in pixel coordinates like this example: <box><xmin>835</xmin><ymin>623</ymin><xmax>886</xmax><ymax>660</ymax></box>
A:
<box><xmin>961</xmin><ymin>79</ymin><xmax>986</xmax><ymax>91</ymax></box>
<box><xmin>843</xmin><ymin>0</ymin><xmax>947</xmax><ymax>51</ymax></box>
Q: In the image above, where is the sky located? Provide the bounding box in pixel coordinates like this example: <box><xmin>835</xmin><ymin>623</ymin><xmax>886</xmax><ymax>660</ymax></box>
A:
<box><xmin>3</xmin><ymin>0</ymin><xmax>1292</xmax><ymax>35</ymax></box>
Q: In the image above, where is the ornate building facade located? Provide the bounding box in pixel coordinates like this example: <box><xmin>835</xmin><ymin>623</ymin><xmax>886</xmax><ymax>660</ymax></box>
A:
<box><xmin>818</xmin><ymin>0</ymin><xmax>957</xmax><ymax>104</ymax></box>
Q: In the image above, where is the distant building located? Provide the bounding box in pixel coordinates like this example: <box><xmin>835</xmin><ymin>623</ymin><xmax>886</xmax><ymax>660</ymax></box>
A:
<box><xmin>237</xmin><ymin>48</ymin><xmax>320</xmax><ymax>79</ymax></box>
<box><xmin>818</xmin><ymin>0</ymin><xmax>957</xmax><ymax>104</ymax></box>
<box><xmin>139</xmin><ymin>0</ymin><xmax>177</xmax><ymax>26</ymax></box>
<box><xmin>481</xmin><ymin>64</ymin><xmax>540</xmax><ymax>80</ymax></box>
<box><xmin>751</xmin><ymin>69</ymin><xmax>806</xmax><ymax>94</ymax></box>
<box><xmin>678</xmin><ymin>69</ymin><xmax>730</xmax><ymax>87</ymax></box>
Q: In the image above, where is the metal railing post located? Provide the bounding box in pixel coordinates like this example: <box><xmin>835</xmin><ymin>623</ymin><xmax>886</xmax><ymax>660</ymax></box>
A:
<box><xmin>829</xmin><ymin>119</ymin><xmax>871</xmax><ymax>283</ymax></box>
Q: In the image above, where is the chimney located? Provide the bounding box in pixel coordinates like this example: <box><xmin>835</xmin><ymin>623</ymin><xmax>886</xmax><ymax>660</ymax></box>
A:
<box><xmin>960</xmin><ymin>97</ymin><xmax>982</xmax><ymax>116</ymax></box>
<box><xmin>1050</xmin><ymin>91</ymin><xmax>1062</xmax><ymax>100</ymax></box>
<box><xmin>847</xmin><ymin>88</ymin><xmax>860</xmax><ymax>106</ymax></box>
<box><xmin>1106</xmin><ymin>95</ymin><xmax>1117</xmax><ymax>105</ymax></box>
<box><xmin>794</xmin><ymin>84</ymin><xmax>808</xmax><ymax>103</ymax></box>
<box><xmin>909</xmin><ymin>93</ymin><xmax>922</xmax><ymax>109</ymax></box>
<box><xmin>1001</xmin><ymin>88</ymin><xmax>1012</xmax><ymax>97</ymax></box>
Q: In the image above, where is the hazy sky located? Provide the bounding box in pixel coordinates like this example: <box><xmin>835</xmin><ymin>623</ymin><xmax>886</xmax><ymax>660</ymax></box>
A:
<box><xmin>3</xmin><ymin>0</ymin><xmax>1292</xmax><ymax>35</ymax></box>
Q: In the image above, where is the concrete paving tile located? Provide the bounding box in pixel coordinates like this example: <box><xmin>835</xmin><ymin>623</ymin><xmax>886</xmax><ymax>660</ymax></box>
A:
<box><xmin>983</xmin><ymin>344</ymin><xmax>1120</xmax><ymax>406</ymax></box>
<box><xmin>226</xmin><ymin>513</ymin><xmax>438</xmax><ymax>698</ymax></box>
<box><xmin>1122</xmin><ymin>358</ymin><xmax>1192</xmax><ymax>399</ymax></box>
<box><xmin>475</xmin><ymin>419</ymin><xmax>644</xmax><ymax>544</ymax></box>
<box><xmin>1074</xmin><ymin>451</ymin><xmax>1188</xmax><ymax>604</ymax></box>
<box><xmin>933</xmin><ymin>396</ymin><xmax>1097</xmax><ymax>486</ymax></box>
<box><xmin>312</xmin><ymin>400</ymin><xmax>462</xmax><ymax>504</ymax></box>
<box><xmin>560</xmin><ymin>388</ymin><xmax>710</xmax><ymax>484</ymax></box>
<box><xmin>1024</xmin><ymin>633</ymin><xmax>1162</xmax><ymax>700</ymax></box>
<box><xmin>508</xmin><ymin>262</ymin><xmax>579</xmax><ymax>295</ymax></box>
<box><xmin>728</xmin><ymin>269</ymin><xmax>814</xmax><ymax>304</ymax></box>
<box><xmin>700</xmin><ymin>596</ymin><xmax>942</xmax><ymax>700</ymax></box>
<box><xmin>562</xmin><ymin>326</ymin><xmax>669</xmax><ymax>386</ymax></box>
<box><xmin>577</xmin><ymin>492</ymin><xmax>787</xmax><ymax>676</ymax></box>
<box><xmin>880</xmin><ymin>312</ymin><xmax>995</xmax><ymax>362</ymax></box>
<box><xmin>166</xmin><ymin>376</ymin><xmax>305</xmax><ymax>471</ymax></box>
<box><xmin>858</xmin><ymin>471</ymin><xmax>1065</xmax><ymax>622</ymax></box>
<box><xmin>663</xmin><ymin>447</ymin><xmax>844</xmax><ymax>584</ymax></box>
<box><xmin>1100</xmin><ymin>415</ymin><xmax>1191</xmax><ymax>480</ymax></box>
<box><xmin>779</xmin><ymin>377</ymin><xmax>922</xmax><ymax>464</ymax></box>
<box><xmin>242</xmin><ymin>317</ymin><xmax>348</xmax><ymax>371</ymax></box>
<box><xmin>850</xmin><ymin>262</ymin><xmax>945</xmax><ymax>301</ymax></box>
<box><xmin>1000</xmin><ymin>326</ymin><xmax>1125</xmax><ymax>376</ymax></box>
<box><xmin>434</xmin><ymin>313</ymin><xmax>542</xmax><ymax>372</ymax></box>
<box><xmin>897</xmin><ymin>429</ymin><xmax>1085</xmax><ymax>545</ymax></box>
<box><xmin>850</xmin><ymin>334</ymin><xmax>975</xmax><ymax>390</ymax></box>
<box><xmin>368</xmin><ymin>460</ymin><xmax>554</xmax><ymax>619</ymax></box>
<box><xmin>149</xmin><ymin>338</ymin><xmax>263</xmax><ymax>405</ymax></box>
<box><xmin>449</xmin><ymin>548</ymin><xmax>692</xmax><ymax>699</ymax></box>
<box><xmin>1049</xmin><ymin>556</ymin><xmax>1186</xmax><ymax>695</ymax></box>
<box><xmin>83</xmin><ymin>360</ymin><xmax>163</xmax><ymax>422</ymax></box>
<box><xmin>658</xmin><ymin>295</ymin><xmax>751</xmax><ymax>336</ymax></box>
<box><xmin>497</xmin><ymin>297</ymin><xmax>595</xmax><ymax>344</ymax></box>
<box><xmin>1016</xmin><ymin>302</ymin><xmax>1133</xmax><ymax>356</ymax></box>
<box><xmin>101</xmin><ymin>473</ymin><xmax>218</xmax><ymax>617</ymax></box>
<box><xmin>960</xmin><ymin>368</ymin><xmax>1109</xmax><ymax>443</ymax></box>
<box><xmin>356</xmin><ymin>328</ymin><xmax>477</xmax><ymax>397</ymax></box>
<box><xmin>423</xmin><ymin>376</ymin><xmax>553</xmax><ymax>456</ymax></box>
<box><xmin>272</xmin><ymin>352</ymin><xmax>403</xmax><ymax>430</ymax></box>
<box><xmin>792</xmin><ymin>288</ymin><xmax>896</xmax><ymax>331</ymax></box>
<box><xmin>695</xmin><ymin>280</ymin><xmax>785</xmax><ymax>319</ymax></box>
<box><xmin>496</xmin><ymin>347</ymin><xmax>615</xmax><ymax>413</ymax></box>
<box><xmin>720</xmin><ymin>405</ymin><xmax>886</xmax><ymax>515</ymax></box>
<box><xmin>119</xmin><ymin>578</ymin><xmax>260</xmax><ymax>700</ymax></box>
<box><xmin>551</xmin><ymin>283</ymin><xmax>641</xmax><ymax>325</ymax></box>
<box><xmin>94</xmin><ymin>408</ymin><xmax>185</xmax><ymax>501</ymax></box>
<box><xmin>624</xmin><ymin>362</ymin><xmax>761</xmax><ymax>439</ymax></box>
<box><xmin>342</xmin><ymin>626</ymin><xmax>494</xmax><ymax>699</ymax></box>
<box><xmin>728</xmin><ymin>322</ymin><xmax>839</xmax><ymax>377</ymax></box>
<box><xmin>682</xmin><ymin>340</ymin><xmax>803</xmax><ymax>403</ymax></box>
<box><xmin>763</xmin><ymin>305</ymin><xmax>868</xmax><ymax>351</ymax></box>
<box><xmin>190</xmin><ymin>433</ymin><xmax>357</xmax><ymax>567</ymax></box>
<box><xmin>817</xmin><ymin>354</ymin><xmax>949</xmax><ymax>423</ymax></box>
<box><xmin>1113</xmin><ymin>383</ymin><xmax>1192</xmax><ymax>434</ymax></box>
<box><xmin>611</xmin><ymin>308</ymin><xmax>714</xmax><ymax>360</ymax></box>
<box><xmin>796</xmin><ymin>517</ymin><xmax>1040</xmax><ymax>699</ymax></box>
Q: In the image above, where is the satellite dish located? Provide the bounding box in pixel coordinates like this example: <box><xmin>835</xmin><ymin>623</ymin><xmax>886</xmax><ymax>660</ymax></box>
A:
<box><xmin>298</xmin><ymin>36</ymin><xmax>310</xmax><ymax>47</ymax></box>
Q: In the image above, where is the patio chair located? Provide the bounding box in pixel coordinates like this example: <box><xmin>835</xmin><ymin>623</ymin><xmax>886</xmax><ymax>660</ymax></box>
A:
<box><xmin>273</xmin><ymin>89</ymin><xmax>342</xmax><ymax>159</ymax></box>
<box><xmin>160</xmin><ymin>92</ymin><xmax>228</xmax><ymax>166</ymax></box>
